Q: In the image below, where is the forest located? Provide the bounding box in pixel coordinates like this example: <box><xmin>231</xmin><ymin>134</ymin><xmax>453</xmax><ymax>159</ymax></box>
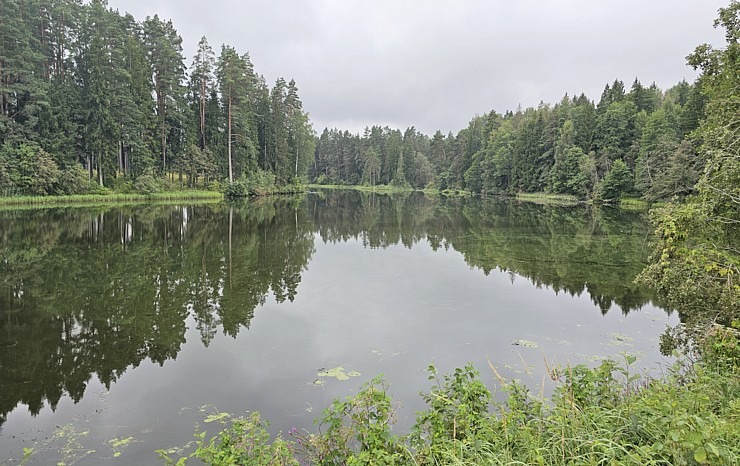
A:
<box><xmin>0</xmin><ymin>0</ymin><xmax>315</xmax><ymax>197</ymax></box>
<box><xmin>313</xmin><ymin>79</ymin><xmax>704</xmax><ymax>202</ymax></box>
<box><xmin>0</xmin><ymin>0</ymin><xmax>710</xmax><ymax>203</ymax></box>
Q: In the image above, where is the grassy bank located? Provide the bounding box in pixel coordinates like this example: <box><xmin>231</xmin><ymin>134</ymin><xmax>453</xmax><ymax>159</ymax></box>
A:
<box><xmin>514</xmin><ymin>192</ymin><xmax>582</xmax><ymax>206</ymax></box>
<box><xmin>159</xmin><ymin>325</ymin><xmax>739</xmax><ymax>465</ymax></box>
<box><xmin>618</xmin><ymin>197</ymin><xmax>664</xmax><ymax>210</ymax></box>
<box><xmin>308</xmin><ymin>183</ymin><xmax>417</xmax><ymax>193</ymax></box>
<box><xmin>309</xmin><ymin>184</ymin><xmax>476</xmax><ymax>197</ymax></box>
<box><xmin>0</xmin><ymin>190</ymin><xmax>223</xmax><ymax>208</ymax></box>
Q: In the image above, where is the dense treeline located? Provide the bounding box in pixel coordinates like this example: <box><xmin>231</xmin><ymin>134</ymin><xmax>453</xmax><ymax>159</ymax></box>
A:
<box><xmin>312</xmin><ymin>78</ymin><xmax>706</xmax><ymax>202</ymax></box>
<box><xmin>0</xmin><ymin>0</ymin><xmax>710</xmax><ymax>203</ymax></box>
<box><xmin>0</xmin><ymin>0</ymin><xmax>314</xmax><ymax>196</ymax></box>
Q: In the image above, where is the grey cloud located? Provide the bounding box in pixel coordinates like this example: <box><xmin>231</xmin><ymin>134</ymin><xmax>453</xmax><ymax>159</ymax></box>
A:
<box><xmin>108</xmin><ymin>0</ymin><xmax>728</xmax><ymax>135</ymax></box>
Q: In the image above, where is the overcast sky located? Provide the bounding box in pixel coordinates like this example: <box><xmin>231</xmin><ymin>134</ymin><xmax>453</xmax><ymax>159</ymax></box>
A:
<box><xmin>107</xmin><ymin>0</ymin><xmax>728</xmax><ymax>135</ymax></box>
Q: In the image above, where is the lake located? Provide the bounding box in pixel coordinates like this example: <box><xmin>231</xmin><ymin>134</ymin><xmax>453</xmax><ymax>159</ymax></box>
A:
<box><xmin>0</xmin><ymin>191</ymin><xmax>676</xmax><ymax>465</ymax></box>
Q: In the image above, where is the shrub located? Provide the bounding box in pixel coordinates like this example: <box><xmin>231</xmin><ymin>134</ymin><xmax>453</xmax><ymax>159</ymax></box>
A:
<box><xmin>159</xmin><ymin>353</ymin><xmax>739</xmax><ymax>466</ymax></box>
<box><xmin>159</xmin><ymin>411</ymin><xmax>297</xmax><ymax>466</ymax></box>
<box><xmin>412</xmin><ymin>363</ymin><xmax>491</xmax><ymax>451</ymax></box>
<box><xmin>225</xmin><ymin>169</ymin><xmax>279</xmax><ymax>198</ymax></box>
<box><xmin>133</xmin><ymin>172</ymin><xmax>165</xmax><ymax>194</ymax></box>
<box><xmin>57</xmin><ymin>165</ymin><xmax>101</xmax><ymax>195</ymax></box>
<box><xmin>597</xmin><ymin>159</ymin><xmax>634</xmax><ymax>202</ymax></box>
<box><xmin>292</xmin><ymin>376</ymin><xmax>405</xmax><ymax>466</ymax></box>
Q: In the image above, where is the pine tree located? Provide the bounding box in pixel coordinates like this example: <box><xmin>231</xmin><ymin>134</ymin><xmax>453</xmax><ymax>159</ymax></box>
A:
<box><xmin>598</xmin><ymin>159</ymin><xmax>633</xmax><ymax>202</ymax></box>
<box><xmin>77</xmin><ymin>0</ymin><xmax>118</xmax><ymax>185</ymax></box>
<box><xmin>143</xmin><ymin>15</ymin><xmax>187</xmax><ymax>175</ymax></box>
<box><xmin>190</xmin><ymin>36</ymin><xmax>216</xmax><ymax>150</ymax></box>
<box><xmin>217</xmin><ymin>46</ymin><xmax>256</xmax><ymax>183</ymax></box>
<box><xmin>0</xmin><ymin>0</ymin><xmax>47</xmax><ymax>145</ymax></box>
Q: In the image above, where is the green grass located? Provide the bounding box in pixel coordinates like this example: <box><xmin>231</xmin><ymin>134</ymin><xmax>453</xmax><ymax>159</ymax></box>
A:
<box><xmin>308</xmin><ymin>184</ymin><xmax>476</xmax><ymax>197</ymax></box>
<box><xmin>308</xmin><ymin>183</ymin><xmax>417</xmax><ymax>193</ymax></box>
<box><xmin>618</xmin><ymin>197</ymin><xmax>672</xmax><ymax>211</ymax></box>
<box><xmin>0</xmin><ymin>190</ymin><xmax>223</xmax><ymax>210</ymax></box>
<box><xmin>619</xmin><ymin>197</ymin><xmax>651</xmax><ymax>210</ymax></box>
<box><xmin>515</xmin><ymin>192</ymin><xmax>583</xmax><ymax>206</ymax></box>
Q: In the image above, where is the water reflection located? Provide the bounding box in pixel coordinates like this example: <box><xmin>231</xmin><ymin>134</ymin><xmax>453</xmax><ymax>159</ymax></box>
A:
<box><xmin>0</xmin><ymin>191</ymin><xmax>661</xmax><ymax>428</ymax></box>
<box><xmin>0</xmin><ymin>199</ymin><xmax>315</xmax><ymax>428</ymax></box>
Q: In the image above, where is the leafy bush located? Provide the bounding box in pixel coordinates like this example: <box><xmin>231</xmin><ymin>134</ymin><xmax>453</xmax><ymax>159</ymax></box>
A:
<box><xmin>293</xmin><ymin>376</ymin><xmax>405</xmax><ymax>465</ymax></box>
<box><xmin>133</xmin><ymin>171</ymin><xmax>165</xmax><ymax>194</ymax></box>
<box><xmin>411</xmin><ymin>364</ymin><xmax>491</xmax><ymax>450</ymax></box>
<box><xmin>225</xmin><ymin>169</ymin><xmax>304</xmax><ymax>198</ymax></box>
<box><xmin>110</xmin><ymin>176</ymin><xmax>134</xmax><ymax>194</ymax></box>
<box><xmin>207</xmin><ymin>180</ymin><xmax>222</xmax><ymax>193</ymax></box>
<box><xmin>159</xmin><ymin>411</ymin><xmax>297</xmax><ymax>466</ymax></box>
<box><xmin>57</xmin><ymin>165</ymin><xmax>106</xmax><ymax>195</ymax></box>
<box><xmin>597</xmin><ymin>159</ymin><xmax>634</xmax><ymax>202</ymax></box>
<box><xmin>0</xmin><ymin>143</ymin><xmax>62</xmax><ymax>195</ymax></box>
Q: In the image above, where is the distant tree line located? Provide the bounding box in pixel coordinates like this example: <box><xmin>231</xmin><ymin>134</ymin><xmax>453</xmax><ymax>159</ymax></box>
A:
<box><xmin>312</xmin><ymin>78</ymin><xmax>706</xmax><ymax>202</ymax></box>
<box><xmin>0</xmin><ymin>0</ymin><xmax>314</xmax><ymax>196</ymax></box>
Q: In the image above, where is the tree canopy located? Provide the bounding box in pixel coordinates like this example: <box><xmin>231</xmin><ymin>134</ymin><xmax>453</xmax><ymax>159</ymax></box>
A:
<box><xmin>0</xmin><ymin>0</ymin><xmax>314</xmax><ymax>195</ymax></box>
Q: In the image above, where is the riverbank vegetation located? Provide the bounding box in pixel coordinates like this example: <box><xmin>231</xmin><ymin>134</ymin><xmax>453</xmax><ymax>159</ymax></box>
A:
<box><xmin>160</xmin><ymin>328</ymin><xmax>739</xmax><ymax>465</ymax></box>
<box><xmin>0</xmin><ymin>190</ymin><xmax>222</xmax><ymax>210</ymax></box>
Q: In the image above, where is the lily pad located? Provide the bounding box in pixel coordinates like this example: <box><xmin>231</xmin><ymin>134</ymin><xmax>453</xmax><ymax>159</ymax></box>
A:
<box><xmin>317</xmin><ymin>366</ymin><xmax>361</xmax><ymax>381</ymax></box>
<box><xmin>512</xmin><ymin>339</ymin><xmax>539</xmax><ymax>348</ymax></box>
<box><xmin>109</xmin><ymin>437</ymin><xmax>134</xmax><ymax>449</ymax></box>
<box><xmin>109</xmin><ymin>436</ymin><xmax>135</xmax><ymax>458</ymax></box>
<box><xmin>609</xmin><ymin>333</ymin><xmax>634</xmax><ymax>346</ymax></box>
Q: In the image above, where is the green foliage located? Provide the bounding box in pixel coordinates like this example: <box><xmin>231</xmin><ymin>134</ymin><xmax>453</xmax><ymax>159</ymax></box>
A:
<box><xmin>549</xmin><ymin>146</ymin><xmax>592</xmax><ymax>197</ymax></box>
<box><xmin>0</xmin><ymin>143</ymin><xmax>109</xmax><ymax>197</ymax></box>
<box><xmin>159</xmin><ymin>411</ymin><xmax>298</xmax><ymax>466</ymax></box>
<box><xmin>597</xmin><ymin>159</ymin><xmax>634</xmax><ymax>202</ymax></box>
<box><xmin>161</xmin><ymin>354</ymin><xmax>739</xmax><ymax>465</ymax></box>
<box><xmin>133</xmin><ymin>171</ymin><xmax>166</xmax><ymax>194</ymax></box>
<box><xmin>294</xmin><ymin>376</ymin><xmax>405</xmax><ymax>465</ymax></box>
<box><xmin>0</xmin><ymin>144</ymin><xmax>59</xmax><ymax>195</ymax></box>
<box><xmin>412</xmin><ymin>364</ymin><xmax>491</xmax><ymax>450</ymax></box>
<box><xmin>638</xmin><ymin>203</ymin><xmax>739</xmax><ymax>327</ymax></box>
<box><xmin>638</xmin><ymin>2</ymin><xmax>740</xmax><ymax>334</ymax></box>
<box><xmin>391</xmin><ymin>152</ymin><xmax>410</xmax><ymax>188</ymax></box>
<box><xmin>58</xmin><ymin>165</ymin><xmax>105</xmax><ymax>195</ymax></box>
<box><xmin>225</xmin><ymin>169</ymin><xmax>279</xmax><ymax>197</ymax></box>
<box><xmin>312</xmin><ymin>76</ymin><xmax>702</xmax><ymax>201</ymax></box>
<box><xmin>0</xmin><ymin>0</ymin><xmax>315</xmax><ymax>198</ymax></box>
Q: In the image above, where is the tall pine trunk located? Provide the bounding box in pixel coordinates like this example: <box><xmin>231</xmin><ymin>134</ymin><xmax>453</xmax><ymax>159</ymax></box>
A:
<box><xmin>228</xmin><ymin>95</ymin><xmax>233</xmax><ymax>183</ymax></box>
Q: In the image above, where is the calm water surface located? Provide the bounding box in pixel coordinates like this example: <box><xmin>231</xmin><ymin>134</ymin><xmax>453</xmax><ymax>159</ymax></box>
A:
<box><xmin>0</xmin><ymin>191</ymin><xmax>676</xmax><ymax>464</ymax></box>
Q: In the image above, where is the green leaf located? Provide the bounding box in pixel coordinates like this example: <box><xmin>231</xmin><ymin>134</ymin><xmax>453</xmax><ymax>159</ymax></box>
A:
<box><xmin>694</xmin><ymin>447</ymin><xmax>707</xmax><ymax>463</ymax></box>
<box><xmin>706</xmin><ymin>443</ymin><xmax>720</xmax><ymax>457</ymax></box>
